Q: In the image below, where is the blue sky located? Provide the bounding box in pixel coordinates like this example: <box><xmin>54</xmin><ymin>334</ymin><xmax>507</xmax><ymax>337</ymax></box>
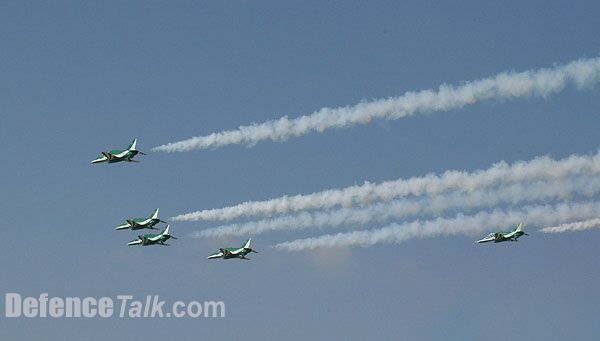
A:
<box><xmin>1</xmin><ymin>1</ymin><xmax>600</xmax><ymax>339</ymax></box>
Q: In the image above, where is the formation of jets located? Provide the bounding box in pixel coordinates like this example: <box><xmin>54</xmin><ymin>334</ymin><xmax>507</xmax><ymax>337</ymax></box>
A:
<box><xmin>93</xmin><ymin>139</ymin><xmax>260</xmax><ymax>259</ymax></box>
<box><xmin>94</xmin><ymin>138</ymin><xmax>531</xmax><ymax>260</ymax></box>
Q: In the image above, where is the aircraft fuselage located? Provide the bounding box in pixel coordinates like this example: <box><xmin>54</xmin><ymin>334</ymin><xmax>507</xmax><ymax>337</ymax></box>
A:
<box><xmin>494</xmin><ymin>230</ymin><xmax>526</xmax><ymax>242</ymax></box>
<box><xmin>106</xmin><ymin>150</ymin><xmax>139</xmax><ymax>163</ymax></box>
<box><xmin>139</xmin><ymin>234</ymin><xmax>172</xmax><ymax>246</ymax></box>
<box><xmin>127</xmin><ymin>218</ymin><xmax>160</xmax><ymax>230</ymax></box>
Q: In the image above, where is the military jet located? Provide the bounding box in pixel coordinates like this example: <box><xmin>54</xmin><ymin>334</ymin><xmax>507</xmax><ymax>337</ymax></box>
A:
<box><xmin>115</xmin><ymin>208</ymin><xmax>166</xmax><ymax>231</ymax></box>
<box><xmin>91</xmin><ymin>138</ymin><xmax>146</xmax><ymax>164</ymax></box>
<box><xmin>207</xmin><ymin>238</ymin><xmax>258</xmax><ymax>260</ymax></box>
<box><xmin>476</xmin><ymin>222</ymin><xmax>528</xmax><ymax>243</ymax></box>
<box><xmin>127</xmin><ymin>225</ymin><xmax>177</xmax><ymax>246</ymax></box>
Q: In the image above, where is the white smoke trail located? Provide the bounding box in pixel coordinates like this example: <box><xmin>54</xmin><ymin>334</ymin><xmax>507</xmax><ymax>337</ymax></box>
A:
<box><xmin>190</xmin><ymin>175</ymin><xmax>600</xmax><ymax>238</ymax></box>
<box><xmin>273</xmin><ymin>201</ymin><xmax>600</xmax><ymax>251</ymax></box>
<box><xmin>541</xmin><ymin>218</ymin><xmax>600</xmax><ymax>233</ymax></box>
<box><xmin>153</xmin><ymin>57</ymin><xmax>600</xmax><ymax>153</ymax></box>
<box><xmin>174</xmin><ymin>151</ymin><xmax>600</xmax><ymax>222</ymax></box>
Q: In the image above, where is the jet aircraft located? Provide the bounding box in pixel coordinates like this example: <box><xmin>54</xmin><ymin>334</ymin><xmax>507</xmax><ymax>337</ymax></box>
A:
<box><xmin>127</xmin><ymin>225</ymin><xmax>177</xmax><ymax>246</ymax></box>
<box><xmin>91</xmin><ymin>138</ymin><xmax>145</xmax><ymax>164</ymax></box>
<box><xmin>476</xmin><ymin>222</ymin><xmax>528</xmax><ymax>243</ymax></box>
<box><xmin>115</xmin><ymin>208</ymin><xmax>166</xmax><ymax>230</ymax></box>
<box><xmin>207</xmin><ymin>238</ymin><xmax>258</xmax><ymax>260</ymax></box>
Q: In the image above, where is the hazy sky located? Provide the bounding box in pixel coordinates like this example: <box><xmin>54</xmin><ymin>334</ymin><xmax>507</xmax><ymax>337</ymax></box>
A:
<box><xmin>1</xmin><ymin>1</ymin><xmax>600</xmax><ymax>339</ymax></box>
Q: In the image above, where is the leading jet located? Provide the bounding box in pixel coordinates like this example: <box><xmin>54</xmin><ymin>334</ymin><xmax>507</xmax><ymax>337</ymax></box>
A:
<box><xmin>91</xmin><ymin>138</ymin><xmax>146</xmax><ymax>164</ymax></box>
<box><xmin>127</xmin><ymin>225</ymin><xmax>177</xmax><ymax>246</ymax></box>
<box><xmin>115</xmin><ymin>208</ymin><xmax>166</xmax><ymax>231</ymax></box>
<box><xmin>476</xmin><ymin>222</ymin><xmax>528</xmax><ymax>243</ymax></box>
<box><xmin>207</xmin><ymin>238</ymin><xmax>258</xmax><ymax>260</ymax></box>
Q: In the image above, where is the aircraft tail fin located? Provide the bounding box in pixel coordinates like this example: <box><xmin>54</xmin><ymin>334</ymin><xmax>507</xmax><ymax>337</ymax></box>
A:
<box><xmin>162</xmin><ymin>224</ymin><xmax>170</xmax><ymax>236</ymax></box>
<box><xmin>515</xmin><ymin>222</ymin><xmax>524</xmax><ymax>232</ymax></box>
<box><xmin>151</xmin><ymin>208</ymin><xmax>159</xmax><ymax>220</ymax></box>
<box><xmin>128</xmin><ymin>138</ymin><xmax>138</xmax><ymax>151</ymax></box>
<box><xmin>243</xmin><ymin>238</ymin><xmax>251</xmax><ymax>249</ymax></box>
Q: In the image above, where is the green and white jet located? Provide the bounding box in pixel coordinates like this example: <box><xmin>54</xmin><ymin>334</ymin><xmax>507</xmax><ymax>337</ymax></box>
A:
<box><xmin>207</xmin><ymin>238</ymin><xmax>258</xmax><ymax>260</ymax></box>
<box><xmin>115</xmin><ymin>208</ymin><xmax>166</xmax><ymax>231</ymax></box>
<box><xmin>127</xmin><ymin>225</ymin><xmax>177</xmax><ymax>246</ymax></box>
<box><xmin>91</xmin><ymin>138</ymin><xmax>146</xmax><ymax>164</ymax></box>
<box><xmin>476</xmin><ymin>222</ymin><xmax>529</xmax><ymax>243</ymax></box>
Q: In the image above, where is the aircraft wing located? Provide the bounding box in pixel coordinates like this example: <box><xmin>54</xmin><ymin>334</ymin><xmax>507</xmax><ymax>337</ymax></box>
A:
<box><xmin>228</xmin><ymin>247</ymin><xmax>245</xmax><ymax>255</ymax></box>
<box><xmin>127</xmin><ymin>238</ymin><xmax>142</xmax><ymax>246</ymax></box>
<box><xmin>91</xmin><ymin>155</ymin><xmax>108</xmax><ymax>164</ymax></box>
<box><xmin>147</xmin><ymin>235</ymin><xmax>164</xmax><ymax>242</ymax></box>
<box><xmin>111</xmin><ymin>150</ymin><xmax>130</xmax><ymax>158</ymax></box>
<box><xmin>476</xmin><ymin>233</ymin><xmax>496</xmax><ymax>243</ymax></box>
<box><xmin>207</xmin><ymin>251</ymin><xmax>224</xmax><ymax>259</ymax></box>
<box><xmin>115</xmin><ymin>222</ymin><xmax>131</xmax><ymax>230</ymax></box>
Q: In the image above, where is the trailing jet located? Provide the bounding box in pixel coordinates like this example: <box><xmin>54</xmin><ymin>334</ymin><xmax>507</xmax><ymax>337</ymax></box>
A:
<box><xmin>127</xmin><ymin>225</ymin><xmax>177</xmax><ymax>246</ymax></box>
<box><xmin>91</xmin><ymin>138</ymin><xmax>146</xmax><ymax>164</ymax></box>
<box><xmin>115</xmin><ymin>208</ymin><xmax>166</xmax><ymax>230</ymax></box>
<box><xmin>207</xmin><ymin>238</ymin><xmax>258</xmax><ymax>260</ymax></box>
<box><xmin>476</xmin><ymin>222</ymin><xmax>528</xmax><ymax>243</ymax></box>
